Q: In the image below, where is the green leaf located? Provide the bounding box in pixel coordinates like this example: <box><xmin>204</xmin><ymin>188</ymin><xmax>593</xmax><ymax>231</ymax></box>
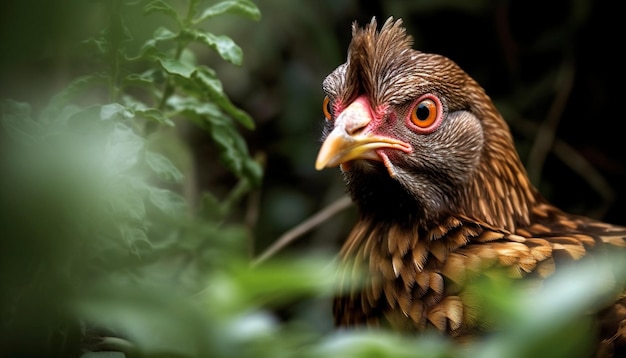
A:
<box><xmin>135</xmin><ymin>108</ymin><xmax>175</xmax><ymax>126</ymax></box>
<box><xmin>199</xmin><ymin>191</ymin><xmax>226</xmax><ymax>221</ymax></box>
<box><xmin>0</xmin><ymin>99</ymin><xmax>39</xmax><ymax>143</ymax></box>
<box><xmin>152</xmin><ymin>26</ymin><xmax>178</xmax><ymax>42</ymax></box>
<box><xmin>134</xmin><ymin>27</ymin><xmax>178</xmax><ymax>60</ymax></box>
<box><xmin>157</xmin><ymin>57</ymin><xmax>196</xmax><ymax>78</ymax></box>
<box><xmin>243</xmin><ymin>158</ymin><xmax>263</xmax><ymax>187</ymax></box>
<box><xmin>107</xmin><ymin>183</ymin><xmax>146</xmax><ymax>222</ymax></box>
<box><xmin>119</xmin><ymin>224</ymin><xmax>152</xmax><ymax>256</ymax></box>
<box><xmin>193</xmin><ymin>0</ymin><xmax>261</xmax><ymax>24</ymax></box>
<box><xmin>82</xmin><ymin>36</ymin><xmax>109</xmax><ymax>55</ymax></box>
<box><xmin>100</xmin><ymin>103</ymin><xmax>135</xmax><ymax>121</ymax></box>
<box><xmin>167</xmin><ymin>95</ymin><xmax>222</xmax><ymax>118</ymax></box>
<box><xmin>194</xmin><ymin>67</ymin><xmax>254</xmax><ymax>129</ymax></box>
<box><xmin>143</xmin><ymin>0</ymin><xmax>179</xmax><ymax>21</ymax></box>
<box><xmin>148</xmin><ymin>187</ymin><xmax>187</xmax><ymax>218</ymax></box>
<box><xmin>102</xmin><ymin>123</ymin><xmax>144</xmax><ymax>175</ymax></box>
<box><xmin>123</xmin><ymin>72</ymin><xmax>157</xmax><ymax>88</ymax></box>
<box><xmin>44</xmin><ymin>74</ymin><xmax>108</xmax><ymax>117</ymax></box>
<box><xmin>209</xmin><ymin>121</ymin><xmax>244</xmax><ymax>175</ymax></box>
<box><xmin>184</xmin><ymin>29</ymin><xmax>243</xmax><ymax>66</ymax></box>
<box><xmin>145</xmin><ymin>151</ymin><xmax>184</xmax><ymax>183</ymax></box>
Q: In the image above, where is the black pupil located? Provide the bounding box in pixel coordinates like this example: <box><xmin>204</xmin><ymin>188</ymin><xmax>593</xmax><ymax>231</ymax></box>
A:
<box><xmin>326</xmin><ymin>101</ymin><xmax>332</xmax><ymax>115</ymax></box>
<box><xmin>416</xmin><ymin>102</ymin><xmax>430</xmax><ymax>121</ymax></box>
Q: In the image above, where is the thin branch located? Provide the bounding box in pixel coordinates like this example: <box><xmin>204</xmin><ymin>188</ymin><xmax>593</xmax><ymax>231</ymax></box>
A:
<box><xmin>552</xmin><ymin>140</ymin><xmax>614</xmax><ymax>218</ymax></box>
<box><xmin>252</xmin><ymin>195</ymin><xmax>353</xmax><ymax>266</ymax></box>
<box><xmin>508</xmin><ymin>115</ymin><xmax>614</xmax><ymax>218</ymax></box>
<box><xmin>526</xmin><ymin>62</ymin><xmax>575</xmax><ymax>184</ymax></box>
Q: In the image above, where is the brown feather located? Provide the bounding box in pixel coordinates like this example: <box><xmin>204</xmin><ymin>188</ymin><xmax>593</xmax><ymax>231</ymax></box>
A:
<box><xmin>323</xmin><ymin>16</ymin><xmax>626</xmax><ymax>358</ymax></box>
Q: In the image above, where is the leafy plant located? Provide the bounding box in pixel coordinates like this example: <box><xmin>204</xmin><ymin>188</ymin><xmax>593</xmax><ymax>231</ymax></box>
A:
<box><xmin>0</xmin><ymin>0</ymin><xmax>271</xmax><ymax>356</ymax></box>
<box><xmin>1</xmin><ymin>1</ymin><xmax>624</xmax><ymax>358</ymax></box>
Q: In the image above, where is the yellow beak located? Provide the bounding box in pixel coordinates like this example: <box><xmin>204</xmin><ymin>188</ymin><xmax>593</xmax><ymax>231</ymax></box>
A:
<box><xmin>315</xmin><ymin>97</ymin><xmax>412</xmax><ymax>170</ymax></box>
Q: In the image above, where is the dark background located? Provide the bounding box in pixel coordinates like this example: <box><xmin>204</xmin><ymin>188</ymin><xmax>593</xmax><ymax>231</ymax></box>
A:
<box><xmin>1</xmin><ymin>0</ymin><xmax>624</xmax><ymax>258</ymax></box>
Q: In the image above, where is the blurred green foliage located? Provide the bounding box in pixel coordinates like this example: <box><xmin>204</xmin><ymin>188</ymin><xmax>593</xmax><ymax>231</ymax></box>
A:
<box><xmin>1</xmin><ymin>0</ymin><xmax>625</xmax><ymax>357</ymax></box>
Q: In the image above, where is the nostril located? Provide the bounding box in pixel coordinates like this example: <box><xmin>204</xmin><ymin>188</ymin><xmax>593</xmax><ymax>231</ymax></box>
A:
<box><xmin>345</xmin><ymin>119</ymin><xmax>368</xmax><ymax>135</ymax></box>
<box><xmin>339</xmin><ymin>96</ymin><xmax>374</xmax><ymax>135</ymax></box>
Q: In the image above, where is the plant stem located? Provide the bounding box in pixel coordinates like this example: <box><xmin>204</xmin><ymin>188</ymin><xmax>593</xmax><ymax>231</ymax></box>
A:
<box><xmin>108</xmin><ymin>0</ymin><xmax>123</xmax><ymax>103</ymax></box>
<box><xmin>156</xmin><ymin>0</ymin><xmax>196</xmax><ymax>111</ymax></box>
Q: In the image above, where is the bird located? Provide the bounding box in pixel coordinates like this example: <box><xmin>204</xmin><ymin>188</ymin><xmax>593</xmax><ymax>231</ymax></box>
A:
<box><xmin>315</xmin><ymin>17</ymin><xmax>626</xmax><ymax>357</ymax></box>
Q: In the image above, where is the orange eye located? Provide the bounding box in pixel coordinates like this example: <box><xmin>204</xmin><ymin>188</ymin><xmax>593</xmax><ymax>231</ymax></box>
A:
<box><xmin>322</xmin><ymin>96</ymin><xmax>332</xmax><ymax>121</ymax></box>
<box><xmin>410</xmin><ymin>98</ymin><xmax>438</xmax><ymax>128</ymax></box>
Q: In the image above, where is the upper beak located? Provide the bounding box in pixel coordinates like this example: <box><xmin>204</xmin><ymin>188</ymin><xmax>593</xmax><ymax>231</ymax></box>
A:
<box><xmin>315</xmin><ymin>97</ymin><xmax>412</xmax><ymax>170</ymax></box>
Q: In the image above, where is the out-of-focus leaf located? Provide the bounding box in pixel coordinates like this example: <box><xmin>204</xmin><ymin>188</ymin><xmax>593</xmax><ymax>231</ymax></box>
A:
<box><xmin>146</xmin><ymin>151</ymin><xmax>184</xmax><ymax>183</ymax></box>
<box><xmin>152</xmin><ymin>26</ymin><xmax>178</xmax><ymax>42</ymax></box>
<box><xmin>100</xmin><ymin>123</ymin><xmax>145</xmax><ymax>177</ymax></box>
<box><xmin>315</xmin><ymin>330</ymin><xmax>454</xmax><ymax>358</ymax></box>
<box><xmin>243</xmin><ymin>158</ymin><xmax>263</xmax><ymax>187</ymax></box>
<box><xmin>100</xmin><ymin>103</ymin><xmax>135</xmax><ymax>121</ymax></box>
<box><xmin>467</xmin><ymin>253</ymin><xmax>626</xmax><ymax>358</ymax></box>
<box><xmin>123</xmin><ymin>72</ymin><xmax>159</xmax><ymax>91</ymax></box>
<box><xmin>82</xmin><ymin>36</ymin><xmax>109</xmax><ymax>55</ymax></box>
<box><xmin>194</xmin><ymin>67</ymin><xmax>255</xmax><ymax>129</ymax></box>
<box><xmin>143</xmin><ymin>0</ymin><xmax>179</xmax><ymax>21</ymax></box>
<box><xmin>107</xmin><ymin>180</ymin><xmax>146</xmax><ymax>223</ymax></box>
<box><xmin>157</xmin><ymin>57</ymin><xmax>196</xmax><ymax>78</ymax></box>
<box><xmin>193</xmin><ymin>0</ymin><xmax>261</xmax><ymax>23</ymax></box>
<box><xmin>147</xmin><ymin>186</ymin><xmax>187</xmax><ymax>218</ymax></box>
<box><xmin>183</xmin><ymin>29</ymin><xmax>243</xmax><ymax>66</ymax></box>
<box><xmin>199</xmin><ymin>191</ymin><xmax>225</xmax><ymax>221</ymax></box>
<box><xmin>76</xmin><ymin>288</ymin><xmax>212</xmax><ymax>358</ymax></box>
<box><xmin>44</xmin><ymin>74</ymin><xmax>108</xmax><ymax>117</ymax></box>
<box><xmin>167</xmin><ymin>95</ymin><xmax>222</xmax><ymax>117</ymax></box>
<box><xmin>135</xmin><ymin>108</ymin><xmax>175</xmax><ymax>126</ymax></box>
<box><xmin>119</xmin><ymin>224</ymin><xmax>151</xmax><ymax>255</ymax></box>
<box><xmin>208</xmin><ymin>120</ymin><xmax>244</xmax><ymax>175</ymax></box>
<box><xmin>200</xmin><ymin>256</ymin><xmax>338</xmax><ymax>317</ymax></box>
<box><xmin>1</xmin><ymin>100</ymin><xmax>40</xmax><ymax>143</ymax></box>
<box><xmin>134</xmin><ymin>27</ymin><xmax>178</xmax><ymax>60</ymax></box>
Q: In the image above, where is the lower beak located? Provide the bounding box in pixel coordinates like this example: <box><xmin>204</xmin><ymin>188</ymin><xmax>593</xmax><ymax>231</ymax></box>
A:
<box><xmin>315</xmin><ymin>126</ymin><xmax>412</xmax><ymax>170</ymax></box>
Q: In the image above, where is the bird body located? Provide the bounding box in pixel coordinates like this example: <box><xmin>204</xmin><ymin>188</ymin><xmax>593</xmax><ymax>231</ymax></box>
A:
<box><xmin>316</xmin><ymin>17</ymin><xmax>626</xmax><ymax>356</ymax></box>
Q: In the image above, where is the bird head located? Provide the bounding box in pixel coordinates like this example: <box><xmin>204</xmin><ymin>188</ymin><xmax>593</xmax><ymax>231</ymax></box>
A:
<box><xmin>316</xmin><ymin>17</ymin><xmax>537</xmax><ymax>230</ymax></box>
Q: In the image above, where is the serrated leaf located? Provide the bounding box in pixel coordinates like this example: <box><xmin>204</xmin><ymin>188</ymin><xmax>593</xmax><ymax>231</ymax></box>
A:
<box><xmin>100</xmin><ymin>103</ymin><xmax>135</xmax><ymax>121</ymax></box>
<box><xmin>194</xmin><ymin>67</ymin><xmax>254</xmax><ymax>129</ymax></box>
<box><xmin>145</xmin><ymin>151</ymin><xmax>183</xmax><ymax>183</ymax></box>
<box><xmin>157</xmin><ymin>57</ymin><xmax>196</xmax><ymax>78</ymax></box>
<box><xmin>185</xmin><ymin>29</ymin><xmax>243</xmax><ymax>66</ymax></box>
<box><xmin>135</xmin><ymin>108</ymin><xmax>174</xmax><ymax>126</ymax></box>
<box><xmin>193</xmin><ymin>0</ymin><xmax>261</xmax><ymax>24</ymax></box>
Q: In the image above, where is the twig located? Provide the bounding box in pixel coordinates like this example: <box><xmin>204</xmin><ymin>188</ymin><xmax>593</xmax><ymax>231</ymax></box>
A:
<box><xmin>508</xmin><ymin>115</ymin><xmax>614</xmax><ymax>218</ymax></box>
<box><xmin>252</xmin><ymin>195</ymin><xmax>353</xmax><ymax>266</ymax></box>
<box><xmin>526</xmin><ymin>62</ymin><xmax>575</xmax><ymax>184</ymax></box>
<box><xmin>552</xmin><ymin>140</ymin><xmax>614</xmax><ymax>218</ymax></box>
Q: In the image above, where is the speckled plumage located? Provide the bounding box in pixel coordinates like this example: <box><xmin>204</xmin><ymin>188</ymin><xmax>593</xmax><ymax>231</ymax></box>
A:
<box><xmin>317</xmin><ymin>17</ymin><xmax>626</xmax><ymax>356</ymax></box>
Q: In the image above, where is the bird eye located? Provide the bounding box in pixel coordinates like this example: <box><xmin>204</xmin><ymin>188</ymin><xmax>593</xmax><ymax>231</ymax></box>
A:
<box><xmin>323</xmin><ymin>96</ymin><xmax>332</xmax><ymax>121</ymax></box>
<box><xmin>408</xmin><ymin>95</ymin><xmax>442</xmax><ymax>133</ymax></box>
